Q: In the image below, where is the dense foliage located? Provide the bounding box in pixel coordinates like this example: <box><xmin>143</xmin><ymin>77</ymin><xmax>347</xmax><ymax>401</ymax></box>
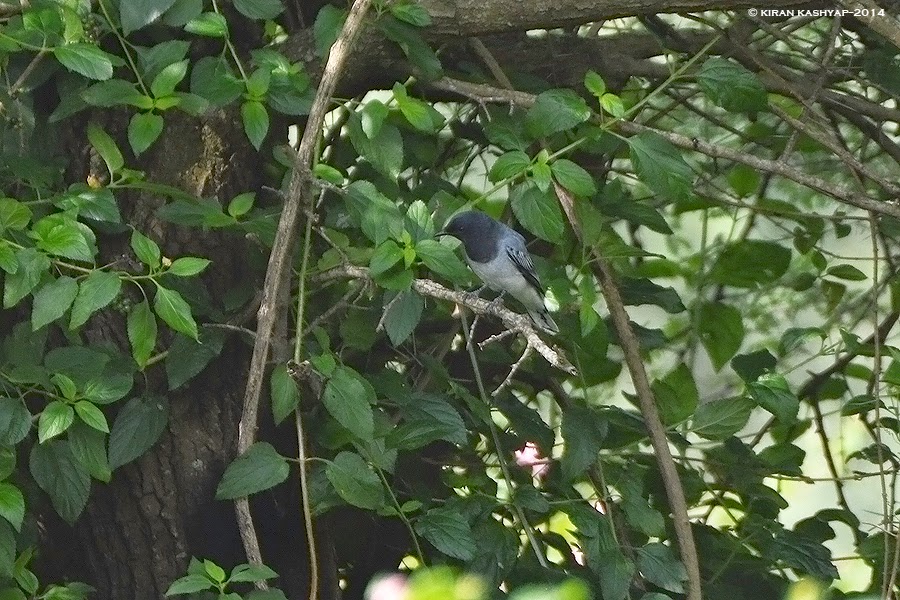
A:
<box><xmin>1</xmin><ymin>0</ymin><xmax>899</xmax><ymax>598</ymax></box>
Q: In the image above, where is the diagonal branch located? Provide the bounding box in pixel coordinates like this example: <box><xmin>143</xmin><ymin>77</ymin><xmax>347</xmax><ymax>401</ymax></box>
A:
<box><xmin>235</xmin><ymin>0</ymin><xmax>374</xmax><ymax>574</ymax></box>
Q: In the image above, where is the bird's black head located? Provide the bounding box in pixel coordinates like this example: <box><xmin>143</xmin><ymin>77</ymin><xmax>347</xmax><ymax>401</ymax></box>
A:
<box><xmin>436</xmin><ymin>211</ymin><xmax>499</xmax><ymax>261</ymax></box>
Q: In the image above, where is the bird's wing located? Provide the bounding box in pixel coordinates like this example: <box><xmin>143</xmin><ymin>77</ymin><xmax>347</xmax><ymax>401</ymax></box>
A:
<box><xmin>505</xmin><ymin>243</ymin><xmax>543</xmax><ymax>293</ymax></box>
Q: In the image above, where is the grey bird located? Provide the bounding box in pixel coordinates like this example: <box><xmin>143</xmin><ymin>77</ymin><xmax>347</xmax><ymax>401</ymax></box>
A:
<box><xmin>436</xmin><ymin>211</ymin><xmax>559</xmax><ymax>334</ymax></box>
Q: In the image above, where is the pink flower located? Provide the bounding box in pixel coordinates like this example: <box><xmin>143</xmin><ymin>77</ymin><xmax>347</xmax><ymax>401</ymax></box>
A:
<box><xmin>514</xmin><ymin>442</ymin><xmax>550</xmax><ymax>480</ymax></box>
<box><xmin>366</xmin><ymin>574</ymin><xmax>409</xmax><ymax>600</ymax></box>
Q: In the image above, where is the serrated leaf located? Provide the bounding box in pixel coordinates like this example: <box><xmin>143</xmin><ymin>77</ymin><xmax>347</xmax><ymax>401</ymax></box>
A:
<box><xmin>597</xmin><ymin>549</ymin><xmax>635</xmax><ymax>600</ymax></box>
<box><xmin>38</xmin><ymin>401</ymin><xmax>74</xmax><ymax>443</ymax></box>
<box><xmin>86</xmin><ymin>123</ymin><xmax>124</xmax><ymax>176</ymax></box>
<box><xmin>710</xmin><ymin>240</ymin><xmax>791</xmax><ymax>288</ymax></box>
<box><xmin>70</xmin><ymin>271</ymin><xmax>121</xmax><ymax>329</ymax></box>
<box><xmin>692</xmin><ymin>396</ymin><xmax>753</xmax><ymax>439</ymax></box>
<box><xmin>324</xmin><ymin>451</ymin><xmax>384</xmax><ymax>509</ymax></box>
<box><xmin>383</xmin><ymin>290</ymin><xmax>424</xmax><ymax>346</ymax></box>
<box><xmin>74</xmin><ymin>401</ymin><xmax>109</xmax><ymax>433</ymax></box>
<box><xmin>130</xmin><ymin>229</ymin><xmax>161</xmax><ymax>269</ymax></box>
<box><xmin>32</xmin><ymin>276</ymin><xmax>78</xmax><ymax>331</ymax></box>
<box><xmin>551</xmin><ymin>159</ymin><xmax>597</xmax><ymax>197</ymax></box>
<box><xmin>128</xmin><ymin>300</ymin><xmax>157</xmax><ymax>369</ymax></box>
<box><xmin>184</xmin><ymin>12</ymin><xmax>227</xmax><ymax>37</ymax></box>
<box><xmin>415</xmin><ymin>506</ymin><xmax>477</xmax><ymax>560</ymax></box>
<box><xmin>697</xmin><ymin>302</ymin><xmax>744</xmax><ymax>370</ymax></box>
<box><xmin>29</xmin><ymin>440</ymin><xmax>90</xmax><ymax>524</ymax></box>
<box><xmin>68</xmin><ymin>420</ymin><xmax>111</xmax><ymax>482</ymax></box>
<box><xmin>391</xmin><ymin>3</ymin><xmax>431</xmax><ymax>26</ymax></box>
<box><xmin>3</xmin><ymin>249</ymin><xmax>50</xmax><ymax>308</ymax></box>
<box><xmin>0</xmin><ymin>198</ymin><xmax>31</xmax><ymax>232</ymax></box>
<box><xmin>82</xmin><ymin>374</ymin><xmax>134</xmax><ymax>405</ymax></box>
<box><xmin>416</xmin><ymin>239</ymin><xmax>470</xmax><ymax>283</ymax></box>
<box><xmin>153</xmin><ymin>285</ymin><xmax>198</xmax><ymax>339</ymax></box>
<box><xmin>229</xmin><ymin>564</ymin><xmax>279</xmax><ymax>583</ymax></box>
<box><xmin>128</xmin><ymin>112</ymin><xmax>164</xmax><ymax>156</ymax></box>
<box><xmin>322</xmin><ymin>367</ymin><xmax>375</xmax><ymax>440</ymax></box>
<box><xmin>108</xmin><ymin>396</ymin><xmax>169</xmax><ymax>469</ymax></box>
<box><xmin>584</xmin><ymin>70</ymin><xmax>606</xmax><ymax>97</ymax></box>
<box><xmin>233</xmin><ymin>0</ymin><xmax>284</xmax><ymax>19</ymax></box>
<box><xmin>227</xmin><ymin>192</ymin><xmax>255</xmax><ymax>217</ymax></box>
<box><xmin>270</xmin><ymin>365</ymin><xmax>299</xmax><ymax>424</ymax></box>
<box><xmin>0</xmin><ymin>484</ymin><xmax>24</xmax><ymax>532</ymax></box>
<box><xmin>698</xmin><ymin>57</ymin><xmax>768</xmax><ymax>112</ymax></box>
<box><xmin>525</xmin><ymin>89</ymin><xmax>591</xmax><ymax>139</ymax></box>
<box><xmin>489</xmin><ymin>150</ymin><xmax>531</xmax><ymax>183</ymax></box>
<box><xmin>54</xmin><ymin>44</ymin><xmax>114</xmax><ymax>80</ymax></box>
<box><xmin>241</xmin><ymin>100</ymin><xmax>269</xmax><ymax>150</ymax></box>
<box><xmin>168</xmin><ymin>257</ymin><xmax>211</xmax><ymax>277</ymax></box>
<box><xmin>150</xmin><ymin>59</ymin><xmax>188</xmax><ymax>97</ymax></box>
<box><xmin>313</xmin><ymin>5</ymin><xmax>346</xmax><ymax>56</ymax></box>
<box><xmin>0</xmin><ymin>399</ymin><xmax>31</xmax><ymax>446</ymax></box>
<box><xmin>215</xmin><ymin>442</ymin><xmax>289</xmax><ymax>499</ymax></box>
<box><xmin>652</xmin><ymin>364</ymin><xmax>698</xmax><ymax>425</ymax></box>
<box><xmin>748</xmin><ymin>374</ymin><xmax>799</xmax><ymax>424</ymax></box>
<box><xmin>827</xmin><ymin>264</ymin><xmax>867</xmax><ymax>281</ymax></box>
<box><xmin>165</xmin><ymin>574</ymin><xmax>215</xmax><ymax>596</ymax></box>
<box><xmin>120</xmin><ymin>0</ymin><xmax>178</xmax><ymax>33</ymax></box>
<box><xmin>561</xmin><ymin>406</ymin><xmax>606</xmax><ymax>481</ymax></box>
<box><xmin>636</xmin><ymin>543</ymin><xmax>687</xmax><ymax>594</ymax></box>
<box><xmin>510</xmin><ymin>182</ymin><xmax>565</xmax><ymax>243</ymax></box>
<box><xmin>628</xmin><ymin>132</ymin><xmax>693</xmax><ymax>201</ymax></box>
<box><xmin>31</xmin><ymin>215</ymin><xmax>95</xmax><ymax>262</ymax></box>
<box><xmin>165</xmin><ymin>330</ymin><xmax>225</xmax><ymax>389</ymax></box>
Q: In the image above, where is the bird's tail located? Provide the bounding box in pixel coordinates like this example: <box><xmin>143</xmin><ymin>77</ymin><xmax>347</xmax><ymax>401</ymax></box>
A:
<box><xmin>527</xmin><ymin>307</ymin><xmax>559</xmax><ymax>335</ymax></box>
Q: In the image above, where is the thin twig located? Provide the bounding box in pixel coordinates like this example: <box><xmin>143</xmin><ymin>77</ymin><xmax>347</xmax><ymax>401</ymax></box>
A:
<box><xmin>235</xmin><ymin>0</ymin><xmax>374</xmax><ymax>579</ymax></box>
<box><xmin>491</xmin><ymin>346</ymin><xmax>534</xmax><ymax>397</ymax></box>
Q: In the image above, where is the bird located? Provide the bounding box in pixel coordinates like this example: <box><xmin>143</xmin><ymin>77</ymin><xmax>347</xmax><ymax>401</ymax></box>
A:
<box><xmin>436</xmin><ymin>210</ymin><xmax>559</xmax><ymax>334</ymax></box>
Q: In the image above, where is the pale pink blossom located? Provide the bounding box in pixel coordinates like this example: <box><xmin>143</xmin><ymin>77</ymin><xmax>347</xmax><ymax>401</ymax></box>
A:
<box><xmin>366</xmin><ymin>573</ymin><xmax>409</xmax><ymax>600</ymax></box>
<box><xmin>514</xmin><ymin>442</ymin><xmax>550</xmax><ymax>479</ymax></box>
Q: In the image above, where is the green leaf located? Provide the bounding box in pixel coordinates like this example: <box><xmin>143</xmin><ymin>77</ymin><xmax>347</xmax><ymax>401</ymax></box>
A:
<box><xmin>184</xmin><ymin>12</ymin><xmax>228</xmax><ymax>37</ymax></box>
<box><xmin>165</xmin><ymin>574</ymin><xmax>215</xmax><ymax>596</ymax></box>
<box><xmin>597</xmin><ymin>549</ymin><xmax>635</xmax><ymax>600</ymax></box>
<box><xmin>560</xmin><ymin>406</ymin><xmax>607</xmax><ymax>481</ymax></box>
<box><xmin>771</xmin><ymin>529</ymin><xmax>839</xmax><ymax>580</ymax></box>
<box><xmin>324</xmin><ymin>451</ymin><xmax>384</xmax><ymax>509</ymax></box>
<box><xmin>57</xmin><ymin>187</ymin><xmax>122</xmax><ymax>223</ymax></box>
<box><xmin>87</xmin><ymin>123</ymin><xmax>124</xmax><ymax>176</ymax></box>
<box><xmin>748</xmin><ymin>373</ymin><xmax>799</xmax><ymax>424</ymax></box>
<box><xmin>489</xmin><ymin>150</ymin><xmax>531</xmax><ymax>183</ymax></box>
<box><xmin>128</xmin><ymin>113</ymin><xmax>164</xmax><ymax>155</ymax></box>
<box><xmin>3</xmin><ymin>249</ymin><xmax>50</xmax><ymax>308</ymax></box>
<box><xmin>600</xmin><ymin>93</ymin><xmax>625</xmax><ymax>118</ymax></box>
<box><xmin>360</xmin><ymin>99</ymin><xmax>388</xmax><ymax>138</ymax></box>
<box><xmin>636</xmin><ymin>543</ymin><xmax>687</xmax><ymax>594</ymax></box>
<box><xmin>246</xmin><ymin>68</ymin><xmax>270</xmax><ymax>98</ymax></box>
<box><xmin>416</xmin><ymin>239</ymin><xmax>470</xmax><ymax>283</ymax></box>
<box><xmin>391</xmin><ymin>3</ymin><xmax>431</xmax><ymax>26</ymax></box>
<box><xmin>137</xmin><ymin>40</ymin><xmax>191</xmax><ymax>81</ymax></box>
<box><xmin>697</xmin><ymin>57</ymin><xmax>768</xmax><ymax>112</ymax></box>
<box><xmin>241</xmin><ymin>100</ymin><xmax>269</xmax><ymax>150</ymax></box>
<box><xmin>153</xmin><ymin>285</ymin><xmax>198</xmax><ymax>339</ymax></box>
<box><xmin>346</xmin><ymin>181</ymin><xmax>404</xmax><ymax>245</ymax></box>
<box><xmin>204</xmin><ymin>560</ymin><xmax>226</xmax><ymax>583</ymax></box>
<box><xmin>727</xmin><ymin>164</ymin><xmax>760</xmax><ymax>197</ymax></box>
<box><xmin>0</xmin><ymin>399</ymin><xmax>31</xmax><ymax>446</ymax></box>
<box><xmin>108</xmin><ymin>396</ymin><xmax>169</xmax><ymax>469</ymax></box>
<box><xmin>628</xmin><ymin>132</ymin><xmax>693</xmax><ymax>201</ymax></box>
<box><xmin>652</xmin><ymin>364</ymin><xmax>698</xmax><ymax>425</ymax></box>
<box><xmin>692</xmin><ymin>396</ymin><xmax>754</xmax><ymax>439</ymax></box>
<box><xmin>82</xmin><ymin>374</ymin><xmax>134</xmax><ymax>405</ymax></box>
<box><xmin>322</xmin><ymin>366</ymin><xmax>375</xmax><ymax>440</ymax></box>
<box><xmin>389</xmin><ymin>394</ymin><xmax>467</xmax><ymax>449</ymax></box>
<box><xmin>70</xmin><ymin>271</ymin><xmax>122</xmax><ymax>329</ymax></box>
<box><xmin>369</xmin><ymin>240</ymin><xmax>403</xmax><ymax>278</ymax></box>
<box><xmin>31</xmin><ymin>215</ymin><xmax>96</xmax><ymax>262</ymax></box>
<box><xmin>82</xmin><ymin>79</ymin><xmax>145</xmax><ymax>107</ymax></box>
<box><xmin>710</xmin><ymin>240</ymin><xmax>792</xmax><ymax>288</ymax></box>
<box><xmin>227</xmin><ymin>192</ymin><xmax>255</xmax><ymax>217</ymax></box>
<box><xmin>510</xmin><ymin>182</ymin><xmax>565</xmax><ymax>243</ymax></box>
<box><xmin>697</xmin><ymin>302</ymin><xmax>744</xmax><ymax>370</ymax></box>
<box><xmin>270</xmin><ymin>365</ymin><xmax>299</xmax><ymax>425</ymax></box>
<box><xmin>551</xmin><ymin>159</ymin><xmax>597</xmax><ymax>197</ymax></box>
<box><xmin>525</xmin><ymin>89</ymin><xmax>591</xmax><ymax>139</ymax></box>
<box><xmin>32</xmin><ymin>276</ymin><xmax>78</xmax><ymax>331</ymax></box>
<box><xmin>313</xmin><ymin>5</ymin><xmax>347</xmax><ymax>56</ymax></box>
<box><xmin>168</xmin><ymin>257</ymin><xmax>211</xmax><ymax>277</ymax></box>
<box><xmin>215</xmin><ymin>442</ymin><xmax>289</xmax><ymax>499</ymax></box>
<box><xmin>127</xmin><ymin>300</ymin><xmax>157</xmax><ymax>369</ymax></box>
<box><xmin>233</xmin><ymin>0</ymin><xmax>284</xmax><ymax>19</ymax></box>
<box><xmin>165</xmin><ymin>330</ymin><xmax>225</xmax><ymax>389</ymax></box>
<box><xmin>151</xmin><ymin>59</ymin><xmax>188</xmax><ymax>97</ymax></box>
<box><xmin>74</xmin><ymin>401</ymin><xmax>109</xmax><ymax>433</ymax></box>
<box><xmin>347</xmin><ymin>116</ymin><xmax>404</xmax><ymax>179</ymax></box>
<box><xmin>584</xmin><ymin>70</ymin><xmax>606</xmax><ymax>97</ymax></box>
<box><xmin>228</xmin><ymin>564</ymin><xmax>279</xmax><ymax>583</ymax></box>
<box><xmin>0</xmin><ymin>484</ymin><xmax>24</xmax><ymax>532</ymax></box>
<box><xmin>0</xmin><ymin>198</ymin><xmax>31</xmax><ymax>232</ymax></box>
<box><xmin>393</xmin><ymin>83</ymin><xmax>439</xmax><ymax>132</ymax></box>
<box><xmin>827</xmin><ymin>264</ymin><xmax>867</xmax><ymax>281</ymax></box>
<box><xmin>54</xmin><ymin>44</ymin><xmax>114</xmax><ymax>80</ymax></box>
<box><xmin>383</xmin><ymin>290</ymin><xmax>424</xmax><ymax>346</ymax></box>
<box><xmin>415</xmin><ymin>506</ymin><xmax>477</xmax><ymax>560</ymax></box>
<box><xmin>120</xmin><ymin>0</ymin><xmax>178</xmax><ymax>33</ymax></box>
<box><xmin>190</xmin><ymin>57</ymin><xmax>243</xmax><ymax>106</ymax></box>
<box><xmin>38</xmin><ymin>401</ymin><xmax>74</xmax><ymax>443</ymax></box>
<box><xmin>68</xmin><ymin>421</ymin><xmax>111</xmax><ymax>482</ymax></box>
<box><xmin>29</xmin><ymin>440</ymin><xmax>90</xmax><ymax>524</ymax></box>
<box><xmin>52</xmin><ymin>374</ymin><xmax>77</xmax><ymax>400</ymax></box>
<box><xmin>131</xmin><ymin>229</ymin><xmax>161</xmax><ymax>269</ymax></box>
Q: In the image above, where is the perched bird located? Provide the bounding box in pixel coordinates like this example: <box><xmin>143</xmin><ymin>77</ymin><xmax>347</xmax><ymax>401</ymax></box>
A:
<box><xmin>436</xmin><ymin>210</ymin><xmax>559</xmax><ymax>334</ymax></box>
